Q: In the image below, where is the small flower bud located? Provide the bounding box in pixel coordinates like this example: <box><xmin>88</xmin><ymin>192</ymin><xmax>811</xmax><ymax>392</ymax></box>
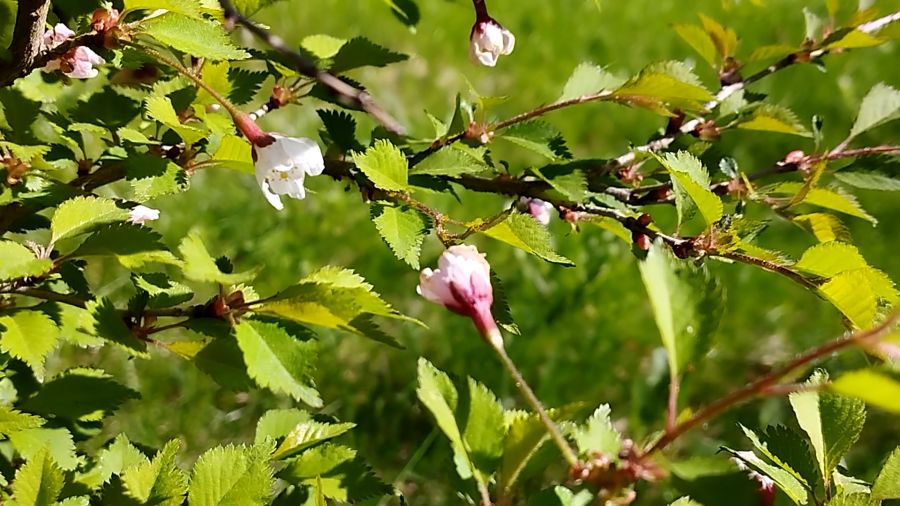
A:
<box><xmin>521</xmin><ymin>198</ymin><xmax>553</xmax><ymax>226</ymax></box>
<box><xmin>128</xmin><ymin>205</ymin><xmax>160</xmax><ymax>225</ymax></box>
<box><xmin>469</xmin><ymin>18</ymin><xmax>515</xmax><ymax>67</ymax></box>
<box><xmin>632</xmin><ymin>232</ymin><xmax>651</xmax><ymax>251</ymax></box>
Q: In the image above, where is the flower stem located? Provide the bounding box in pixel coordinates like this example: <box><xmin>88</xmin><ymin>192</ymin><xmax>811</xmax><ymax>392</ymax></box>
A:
<box><xmin>489</xmin><ymin>338</ymin><xmax>579</xmax><ymax>467</ymax></box>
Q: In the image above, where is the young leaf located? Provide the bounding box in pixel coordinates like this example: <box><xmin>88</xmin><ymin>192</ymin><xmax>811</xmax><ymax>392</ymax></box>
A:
<box><xmin>613</xmin><ymin>61</ymin><xmax>714</xmax><ymax>113</ymax></box>
<box><xmin>121</xmin><ymin>440</ymin><xmax>188</xmax><ymax>506</ymax></box>
<box><xmin>722</xmin><ymin>448</ymin><xmax>809</xmax><ymax>505</ymax></box>
<box><xmin>737</xmin><ymin>104</ymin><xmax>812</xmax><ymax>137</ymax></box>
<box><xmin>50</xmin><ymin>196</ymin><xmax>127</xmax><ymax>244</ymax></box>
<box><xmin>835</xmin><ymin>171</ymin><xmax>900</xmax><ymax>191</ymax></box>
<box><xmin>145</xmin><ymin>95</ymin><xmax>208</xmax><ymax>146</ymax></box>
<box><xmin>96</xmin><ymin>435</ymin><xmax>149</xmax><ymax>485</ymax></box>
<box><xmin>278</xmin><ymin>443</ymin><xmax>392</xmax><ymax>502</ymax></box>
<box><xmin>872</xmin><ymin>447</ymin><xmax>900</xmax><ymax>499</ymax></box>
<box><xmin>410</xmin><ymin>145</ymin><xmax>489</xmax><ymax>177</ymax></box>
<box><xmin>9</xmin><ymin>427</ymin><xmax>80</xmax><ymax>471</ymax></box>
<box><xmin>573</xmin><ymin>404</ymin><xmax>622</xmax><ymax>459</ymax></box>
<box><xmin>329</xmin><ymin>37</ymin><xmax>408</xmax><ymax>73</ymax></box>
<box><xmin>179</xmin><ymin>232</ymin><xmax>258</xmax><ymax>285</ymax></box>
<box><xmin>0</xmin><ymin>310</ymin><xmax>60</xmax><ymax>381</ymax></box>
<box><xmin>0</xmin><ymin>241</ymin><xmax>52</xmax><ymax>281</ymax></box>
<box><xmin>638</xmin><ymin>241</ymin><xmax>723</xmax><ymax>379</ymax></box>
<box><xmin>271</xmin><ymin>419</ymin><xmax>355</xmax><ymax>460</ymax></box>
<box><xmin>10</xmin><ymin>447</ymin><xmax>64</xmax><ymax>506</ymax></box>
<box><xmin>124</xmin><ymin>0</ymin><xmax>206</xmax><ymax>18</ymax></box>
<box><xmin>462</xmin><ymin>377</ymin><xmax>506</xmax><ymax>479</ymax></box>
<box><xmin>255</xmin><ymin>408</ymin><xmax>312</xmax><ymax>445</ymax></box>
<box><xmin>740</xmin><ymin>424</ymin><xmax>811</xmax><ymax>490</ymax></box>
<box><xmin>0</xmin><ymin>406</ymin><xmax>44</xmax><ymax>437</ymax></box>
<box><xmin>192</xmin><ymin>334</ymin><xmax>255</xmax><ymax>390</ymax></box>
<box><xmin>352</xmin><ymin>139</ymin><xmax>409</xmax><ymax>191</ymax></box>
<box><xmin>558</xmin><ymin>62</ymin><xmax>623</xmax><ymax>101</ymax></box>
<box><xmin>831</xmin><ymin>369</ymin><xmax>900</xmax><ymax>414</ymax></box>
<box><xmin>234</xmin><ymin>320</ymin><xmax>322</xmax><ymax>407</ymax></box>
<box><xmin>793</xmin><ymin>213</ymin><xmax>851</xmax><ymax>243</ymax></box>
<box><xmin>819</xmin><ymin>270</ymin><xmax>879</xmax><ymax>328</ymax></box>
<box><xmin>772</xmin><ymin>183</ymin><xmax>877</xmax><ymax>224</ymax></box>
<box><xmin>825</xmin><ymin>493</ymin><xmax>879</xmax><ymax>506</ymax></box>
<box><xmin>71</xmin><ymin>224</ymin><xmax>177</xmax><ymax>269</ymax></box>
<box><xmin>848</xmin><ymin>83</ymin><xmax>900</xmax><ymax>141</ymax></box>
<box><xmin>140</xmin><ymin>13</ymin><xmax>250</xmax><ymax>60</ymax></box>
<box><xmin>655</xmin><ymin>151</ymin><xmax>724</xmax><ymax>226</ymax></box>
<box><xmin>187</xmin><ymin>444</ymin><xmax>273</xmax><ymax>506</ymax></box>
<box><xmin>133</xmin><ymin>273</ymin><xmax>194</xmax><ymax>309</ymax></box>
<box><xmin>371</xmin><ymin>204</ymin><xmax>429</xmax><ymax>269</ymax></box>
<box><xmin>673</xmin><ymin>24</ymin><xmax>718</xmax><ymax>67</ymax></box>
<box><xmin>669</xmin><ymin>498</ymin><xmax>704</xmax><ymax>506</ymax></box>
<box><xmin>415</xmin><ymin>358</ymin><xmax>472</xmax><ymax>478</ymax></box>
<box><xmin>480</xmin><ymin>211</ymin><xmax>574</xmax><ymax>265</ymax></box>
<box><xmin>498</xmin><ymin>120</ymin><xmax>564</xmax><ymax>161</ymax></box>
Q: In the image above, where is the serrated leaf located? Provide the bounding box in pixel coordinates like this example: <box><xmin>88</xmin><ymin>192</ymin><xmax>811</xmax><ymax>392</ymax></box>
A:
<box><xmin>831</xmin><ymin>369</ymin><xmax>900</xmax><ymax>414</ymax></box>
<box><xmin>9</xmin><ymin>428</ymin><xmax>79</xmax><ymax>471</ymax></box>
<box><xmin>271</xmin><ymin>419</ymin><xmax>355</xmax><ymax>460</ymax></box>
<box><xmin>22</xmin><ymin>369</ymin><xmax>139</xmax><ymax>421</ymax></box>
<box><xmin>208</xmin><ymin>134</ymin><xmax>254</xmax><ymax>174</ymax></box>
<box><xmin>698</xmin><ymin>14</ymin><xmax>738</xmax><ymax>60</ymax></box>
<box><xmin>613</xmin><ymin>61</ymin><xmax>714</xmax><ymax>112</ymax></box>
<box><xmin>793</xmin><ymin>213</ymin><xmax>851</xmax><ymax>243</ymax></box>
<box><xmin>410</xmin><ymin>145</ymin><xmax>489</xmax><ymax>177</ymax></box>
<box><xmin>228</xmin><ymin>68</ymin><xmax>267</xmax><ymax>105</ymax></box>
<box><xmin>124</xmin><ymin>0</ymin><xmax>205</xmax><ymax>18</ymax></box>
<box><xmin>673</xmin><ymin>24</ymin><xmax>718</xmax><ymax>67</ymax></box>
<box><xmin>824</xmin><ymin>28</ymin><xmax>884</xmax><ymax>50</ymax></box>
<box><xmin>187</xmin><ymin>444</ymin><xmax>273</xmax><ymax>506</ymax></box>
<box><xmin>462</xmin><ymin>377</ymin><xmax>506</xmax><ymax>479</ymax></box>
<box><xmin>740</xmin><ymin>424</ymin><xmax>811</xmax><ymax>490</ymax></box>
<box><xmin>722</xmin><ymin>448</ymin><xmax>808</xmax><ymax>505</ymax></box>
<box><xmin>234</xmin><ymin>320</ymin><xmax>321</xmax><ymax>407</ymax></box>
<box><xmin>193</xmin><ymin>334</ymin><xmax>254</xmax><ymax>390</ymax></box>
<box><xmin>133</xmin><ymin>273</ymin><xmax>194</xmax><ymax>308</ymax></box>
<box><xmin>480</xmin><ymin>212</ymin><xmax>573</xmax><ymax>265</ymax></box>
<box><xmin>669</xmin><ymin>498</ymin><xmax>704</xmax><ymax>506</ymax></box>
<box><xmin>352</xmin><ymin>139</ymin><xmax>409</xmax><ymax>191</ymax></box>
<box><xmin>820</xmin><ymin>270</ymin><xmax>879</xmax><ymax>328</ymax></box>
<box><xmin>532</xmin><ymin>166</ymin><xmax>588</xmax><ymax>202</ymax></box>
<box><xmin>764</xmin><ymin>425</ymin><xmax>821</xmax><ymax>492</ymax></box>
<box><xmin>573</xmin><ymin>404</ymin><xmax>621</xmax><ymax>459</ymax></box>
<box><xmin>558</xmin><ymin>63</ymin><xmax>623</xmax><ymax>101</ymax></box>
<box><xmin>140</xmin><ymin>12</ymin><xmax>249</xmax><ymax>60</ymax></box>
<box><xmin>498</xmin><ymin>120</ymin><xmax>563</xmax><ymax>161</ymax></box>
<box><xmin>278</xmin><ymin>443</ymin><xmax>392</xmax><ymax>502</ymax></box>
<box><xmin>656</xmin><ymin>151</ymin><xmax>724</xmax><ymax>226</ymax></box>
<box><xmin>416</xmin><ymin>358</ymin><xmax>472</xmax><ymax>478</ymax></box>
<box><xmin>873</xmin><ymin>447</ymin><xmax>900</xmax><ymax>499</ymax></box>
<box><xmin>10</xmin><ymin>447</ymin><xmax>63</xmax><ymax>506</ymax></box>
<box><xmin>180</xmin><ymin>232</ymin><xmax>257</xmax><ymax>285</ymax></box>
<box><xmin>835</xmin><ymin>171</ymin><xmax>900</xmax><ymax>191</ymax></box>
<box><xmin>795</xmin><ymin>242</ymin><xmax>868</xmax><ymax>277</ymax></box>
<box><xmin>50</xmin><ymin>196</ymin><xmax>127</xmax><ymax>244</ymax></box>
<box><xmin>122</xmin><ymin>440</ymin><xmax>187</xmax><ymax>506</ymax></box>
<box><xmin>737</xmin><ymin>104</ymin><xmax>812</xmax><ymax>137</ymax></box>
<box><xmin>301</xmin><ymin>34</ymin><xmax>346</xmax><ymax>59</ymax></box>
<box><xmin>0</xmin><ymin>406</ymin><xmax>44</xmax><ymax>437</ymax></box>
<box><xmin>848</xmin><ymin>83</ymin><xmax>900</xmax><ymax>140</ymax></box>
<box><xmin>0</xmin><ymin>241</ymin><xmax>52</xmax><ymax>281</ymax></box>
<box><xmin>772</xmin><ymin>183</ymin><xmax>877</xmax><ymax>224</ymax></box>
<box><xmin>71</xmin><ymin>223</ymin><xmax>175</xmax><ymax>269</ymax></box>
<box><xmin>317</xmin><ymin>109</ymin><xmax>360</xmax><ymax>152</ymax></box>
<box><xmin>254</xmin><ymin>408</ymin><xmax>311</xmax><ymax>445</ymax></box>
<box><xmin>145</xmin><ymin>95</ymin><xmax>208</xmax><ymax>146</ymax></box>
<box><xmin>639</xmin><ymin>241</ymin><xmax>723</xmax><ymax>378</ymax></box>
<box><xmin>84</xmin><ymin>298</ymin><xmax>148</xmax><ymax>356</ymax></box>
<box><xmin>371</xmin><ymin>204</ymin><xmax>429</xmax><ymax>269</ymax></box>
<box><xmin>329</xmin><ymin>37</ymin><xmax>407</xmax><ymax>73</ymax></box>
<box><xmin>96</xmin><ymin>434</ymin><xmax>149</xmax><ymax>485</ymax></box>
<box><xmin>826</xmin><ymin>493</ymin><xmax>879</xmax><ymax>506</ymax></box>
<box><xmin>0</xmin><ymin>311</ymin><xmax>59</xmax><ymax>382</ymax></box>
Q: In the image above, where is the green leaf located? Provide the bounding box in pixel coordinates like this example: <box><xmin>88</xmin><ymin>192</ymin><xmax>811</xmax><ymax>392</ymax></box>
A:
<box><xmin>140</xmin><ymin>12</ymin><xmax>250</xmax><ymax>60</ymax></box>
<box><xmin>187</xmin><ymin>444</ymin><xmax>273</xmax><ymax>506</ymax></box>
<box><xmin>10</xmin><ymin>447</ymin><xmax>64</xmax><ymax>506</ymax></box>
<box><xmin>531</xmin><ymin>166</ymin><xmax>588</xmax><ymax>202</ymax></box>
<box><xmin>382</xmin><ymin>0</ymin><xmax>420</xmax><ymax>27</ymax></box>
<box><xmin>613</xmin><ymin>61</ymin><xmax>714</xmax><ymax>113</ymax></box>
<box><xmin>228</xmin><ymin>68</ymin><xmax>268</xmax><ymax>105</ymax></box>
<box><xmin>790</xmin><ymin>379</ymin><xmax>866</xmax><ymax>483</ymax></box>
<box><xmin>824</xmin><ymin>28</ymin><xmax>884</xmax><ymax>50</ymax></box>
<box><xmin>0</xmin><ymin>406</ymin><xmax>44</xmax><ymax>437</ymax></box>
<box><xmin>498</xmin><ymin>121</ymin><xmax>564</xmax><ymax>161</ymax></box>
<box><xmin>196</xmin><ymin>61</ymin><xmax>232</xmax><ymax>106</ymax></box>
<box><xmin>96</xmin><ymin>434</ymin><xmax>149</xmax><ymax>485</ymax></box>
<box><xmin>795</xmin><ymin>242</ymin><xmax>868</xmax><ymax>277</ymax></box>
<box><xmin>254</xmin><ymin>408</ymin><xmax>311</xmax><ymax>445</ymax></box>
<box><xmin>124</xmin><ymin>0</ymin><xmax>206</xmax><ymax>18</ymax></box>
<box><xmin>301</xmin><ymin>34</ymin><xmax>347</xmax><ymax>59</ymax></box>
<box><xmin>145</xmin><ymin>95</ymin><xmax>208</xmax><ymax>146</ymax></box>
<box><xmin>673</xmin><ymin>24</ymin><xmax>718</xmax><ymax>67</ymax></box>
<box><xmin>573</xmin><ymin>404</ymin><xmax>621</xmax><ymax>459</ymax></box>
<box><xmin>848</xmin><ymin>83</ymin><xmax>900</xmax><ymax>141</ymax></box>
<box><xmin>22</xmin><ymin>369</ymin><xmax>140</xmax><ymax>421</ymax></box>
<box><xmin>873</xmin><ymin>447</ymin><xmax>900</xmax><ymax>499</ymax></box>
<box><xmin>773</xmin><ymin>183</ymin><xmax>877</xmax><ymax>224</ymax></box>
<box><xmin>0</xmin><ymin>241</ymin><xmax>52</xmax><ymax>281</ymax></box>
<box><xmin>480</xmin><ymin>212</ymin><xmax>574</xmax><ymax>265</ymax></box>
<box><xmin>278</xmin><ymin>443</ymin><xmax>392</xmax><ymax>502</ymax></box>
<box><xmin>722</xmin><ymin>447</ymin><xmax>808</xmax><ymax>504</ymax></box>
<box><xmin>271</xmin><ymin>419</ymin><xmax>355</xmax><ymax>460</ymax></box>
<box><xmin>234</xmin><ymin>320</ymin><xmax>322</xmax><ymax>407</ymax></box>
<box><xmin>0</xmin><ymin>311</ymin><xmax>59</xmax><ymax>381</ymax></box>
<box><xmin>638</xmin><ymin>241</ymin><xmax>723</xmax><ymax>378</ymax></box>
<box><xmin>655</xmin><ymin>151</ymin><xmax>724</xmax><ymax>226</ymax></box>
<box><xmin>740</xmin><ymin>424</ymin><xmax>811</xmax><ymax>490</ymax></box>
<box><xmin>793</xmin><ymin>213</ymin><xmax>851</xmax><ymax>243</ymax></box>
<box><xmin>84</xmin><ymin>298</ymin><xmax>148</xmax><ymax>357</ymax></box>
<box><xmin>371</xmin><ymin>204</ymin><xmax>429</xmax><ymax>269</ymax></box>
<box><xmin>462</xmin><ymin>377</ymin><xmax>506</xmax><ymax>479</ymax></box>
<box><xmin>317</xmin><ymin>109</ymin><xmax>360</xmax><ymax>152</ymax></box>
<box><xmin>71</xmin><ymin>224</ymin><xmax>177</xmax><ymax>269</ymax></box>
<box><xmin>208</xmin><ymin>134</ymin><xmax>254</xmax><ymax>174</ymax></box>
<box><xmin>121</xmin><ymin>440</ymin><xmax>188</xmax><ymax>506</ymax></box>
<box><xmin>329</xmin><ymin>37</ymin><xmax>408</xmax><ymax>73</ymax></box>
<box><xmin>410</xmin><ymin>145</ymin><xmax>489</xmax><ymax>177</ymax></box>
<box><xmin>416</xmin><ymin>358</ymin><xmax>472</xmax><ymax>478</ymax></box>
<box><xmin>826</xmin><ymin>493</ymin><xmax>879</xmax><ymax>506</ymax></box>
<box><xmin>9</xmin><ymin>427</ymin><xmax>80</xmax><ymax>471</ymax></box>
<box><xmin>835</xmin><ymin>171</ymin><xmax>900</xmax><ymax>191</ymax></box>
<box><xmin>133</xmin><ymin>273</ymin><xmax>194</xmax><ymax>309</ymax></box>
<box><xmin>737</xmin><ymin>104</ymin><xmax>812</xmax><ymax>137</ymax></box>
<box><xmin>831</xmin><ymin>369</ymin><xmax>900</xmax><ymax>414</ymax></box>
<box><xmin>669</xmin><ymin>498</ymin><xmax>704</xmax><ymax>506</ymax></box>
<box><xmin>819</xmin><ymin>270</ymin><xmax>879</xmax><ymax>328</ymax></box>
<box><xmin>193</xmin><ymin>334</ymin><xmax>255</xmax><ymax>390</ymax></box>
<box><xmin>558</xmin><ymin>62</ymin><xmax>624</xmax><ymax>101</ymax></box>
<box><xmin>179</xmin><ymin>232</ymin><xmax>258</xmax><ymax>285</ymax></box>
<box><xmin>50</xmin><ymin>196</ymin><xmax>127</xmax><ymax>244</ymax></box>
<box><xmin>352</xmin><ymin>139</ymin><xmax>409</xmax><ymax>191</ymax></box>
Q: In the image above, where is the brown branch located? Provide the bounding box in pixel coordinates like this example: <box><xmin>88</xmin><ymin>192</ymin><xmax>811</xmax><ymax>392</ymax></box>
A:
<box><xmin>218</xmin><ymin>0</ymin><xmax>404</xmax><ymax>136</ymax></box>
<box><xmin>0</xmin><ymin>0</ymin><xmax>51</xmax><ymax>87</ymax></box>
<box><xmin>641</xmin><ymin>311</ymin><xmax>900</xmax><ymax>457</ymax></box>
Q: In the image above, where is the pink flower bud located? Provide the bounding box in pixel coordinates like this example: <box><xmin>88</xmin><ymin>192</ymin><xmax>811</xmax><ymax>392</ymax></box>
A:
<box><xmin>525</xmin><ymin>198</ymin><xmax>554</xmax><ymax>225</ymax></box>
<box><xmin>417</xmin><ymin>245</ymin><xmax>502</xmax><ymax>346</ymax></box>
<box><xmin>41</xmin><ymin>24</ymin><xmax>105</xmax><ymax>79</ymax></box>
<box><xmin>469</xmin><ymin>18</ymin><xmax>515</xmax><ymax>67</ymax></box>
<box><xmin>128</xmin><ymin>205</ymin><xmax>160</xmax><ymax>225</ymax></box>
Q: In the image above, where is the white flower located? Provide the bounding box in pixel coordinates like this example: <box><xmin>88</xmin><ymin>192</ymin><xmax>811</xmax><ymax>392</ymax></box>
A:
<box><xmin>469</xmin><ymin>19</ymin><xmax>515</xmax><ymax>67</ymax></box>
<box><xmin>128</xmin><ymin>205</ymin><xmax>160</xmax><ymax>225</ymax></box>
<box><xmin>41</xmin><ymin>23</ymin><xmax>105</xmax><ymax>79</ymax></box>
<box><xmin>418</xmin><ymin>245</ymin><xmax>501</xmax><ymax>345</ymax></box>
<box><xmin>526</xmin><ymin>198</ymin><xmax>554</xmax><ymax>225</ymax></box>
<box><xmin>253</xmin><ymin>134</ymin><xmax>325</xmax><ymax>210</ymax></box>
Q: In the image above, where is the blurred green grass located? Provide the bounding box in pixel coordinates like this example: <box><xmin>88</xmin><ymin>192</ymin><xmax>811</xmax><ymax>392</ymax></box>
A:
<box><xmin>69</xmin><ymin>0</ymin><xmax>900</xmax><ymax>503</ymax></box>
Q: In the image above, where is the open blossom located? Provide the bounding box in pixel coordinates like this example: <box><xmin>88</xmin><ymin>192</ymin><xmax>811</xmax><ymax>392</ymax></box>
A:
<box><xmin>417</xmin><ymin>245</ymin><xmax>502</xmax><ymax>346</ymax></box>
<box><xmin>469</xmin><ymin>18</ymin><xmax>515</xmax><ymax>67</ymax></box>
<box><xmin>128</xmin><ymin>205</ymin><xmax>160</xmax><ymax>225</ymax></box>
<box><xmin>42</xmin><ymin>23</ymin><xmax>105</xmax><ymax>79</ymax></box>
<box><xmin>234</xmin><ymin>114</ymin><xmax>325</xmax><ymax>210</ymax></box>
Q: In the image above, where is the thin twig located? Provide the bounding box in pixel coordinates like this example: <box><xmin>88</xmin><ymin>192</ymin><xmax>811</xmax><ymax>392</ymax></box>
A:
<box><xmin>641</xmin><ymin>311</ymin><xmax>900</xmax><ymax>457</ymax></box>
<box><xmin>218</xmin><ymin>0</ymin><xmax>404</xmax><ymax>135</ymax></box>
